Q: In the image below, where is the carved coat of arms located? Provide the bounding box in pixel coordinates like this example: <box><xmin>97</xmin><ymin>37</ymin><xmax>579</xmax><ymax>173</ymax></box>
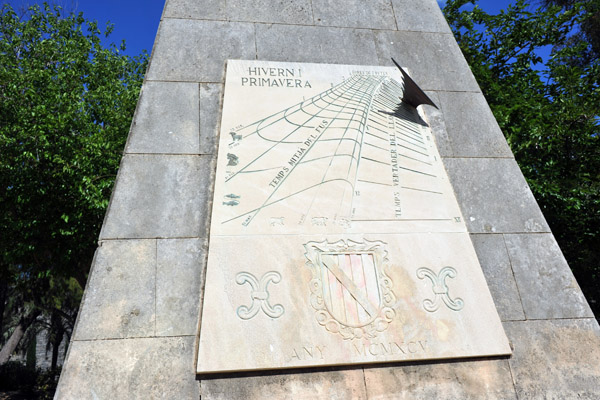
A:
<box><xmin>304</xmin><ymin>239</ymin><xmax>396</xmax><ymax>340</ymax></box>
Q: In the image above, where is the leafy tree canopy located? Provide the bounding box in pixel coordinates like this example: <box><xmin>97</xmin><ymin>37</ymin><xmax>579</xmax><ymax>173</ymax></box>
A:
<box><xmin>443</xmin><ymin>0</ymin><xmax>599</xmax><ymax>315</ymax></box>
<box><xmin>0</xmin><ymin>1</ymin><xmax>147</xmax><ymax>369</ymax></box>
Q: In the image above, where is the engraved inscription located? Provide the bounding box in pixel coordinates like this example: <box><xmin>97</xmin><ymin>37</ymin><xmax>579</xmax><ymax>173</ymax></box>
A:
<box><xmin>290</xmin><ymin>345</ymin><xmax>326</xmax><ymax>361</ymax></box>
<box><xmin>304</xmin><ymin>240</ymin><xmax>396</xmax><ymax>340</ymax></box>
<box><xmin>417</xmin><ymin>267</ymin><xmax>464</xmax><ymax>312</ymax></box>
<box><xmin>352</xmin><ymin>340</ymin><xmax>427</xmax><ymax>357</ymax></box>
<box><xmin>235</xmin><ymin>271</ymin><xmax>284</xmax><ymax>320</ymax></box>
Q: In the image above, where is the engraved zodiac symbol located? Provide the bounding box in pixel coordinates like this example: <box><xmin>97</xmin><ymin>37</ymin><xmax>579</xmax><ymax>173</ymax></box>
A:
<box><xmin>416</xmin><ymin>267</ymin><xmax>464</xmax><ymax>312</ymax></box>
<box><xmin>269</xmin><ymin>217</ymin><xmax>284</xmax><ymax>226</ymax></box>
<box><xmin>230</xmin><ymin>131</ymin><xmax>242</xmax><ymax>142</ymax></box>
<box><xmin>235</xmin><ymin>271</ymin><xmax>284</xmax><ymax>320</ymax></box>
<box><xmin>227</xmin><ymin>153</ymin><xmax>239</xmax><ymax>166</ymax></box>
<box><xmin>311</xmin><ymin>217</ymin><xmax>328</xmax><ymax>226</ymax></box>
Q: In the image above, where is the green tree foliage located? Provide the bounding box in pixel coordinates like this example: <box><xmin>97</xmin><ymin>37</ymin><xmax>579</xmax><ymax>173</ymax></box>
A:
<box><xmin>0</xmin><ymin>2</ymin><xmax>147</xmax><ymax>367</ymax></box>
<box><xmin>542</xmin><ymin>0</ymin><xmax>600</xmax><ymax>61</ymax></box>
<box><xmin>443</xmin><ymin>0</ymin><xmax>599</xmax><ymax>315</ymax></box>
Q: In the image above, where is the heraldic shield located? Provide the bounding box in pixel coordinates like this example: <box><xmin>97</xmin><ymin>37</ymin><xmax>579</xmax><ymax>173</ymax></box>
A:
<box><xmin>304</xmin><ymin>240</ymin><xmax>396</xmax><ymax>340</ymax></box>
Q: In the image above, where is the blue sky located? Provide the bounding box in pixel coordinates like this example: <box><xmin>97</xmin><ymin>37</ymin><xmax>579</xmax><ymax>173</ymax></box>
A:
<box><xmin>4</xmin><ymin>0</ymin><xmax>165</xmax><ymax>56</ymax></box>
<box><xmin>3</xmin><ymin>0</ymin><xmax>526</xmax><ymax>57</ymax></box>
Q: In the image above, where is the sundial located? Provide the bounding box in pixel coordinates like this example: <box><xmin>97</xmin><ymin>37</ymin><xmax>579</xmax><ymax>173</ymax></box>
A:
<box><xmin>196</xmin><ymin>60</ymin><xmax>510</xmax><ymax>373</ymax></box>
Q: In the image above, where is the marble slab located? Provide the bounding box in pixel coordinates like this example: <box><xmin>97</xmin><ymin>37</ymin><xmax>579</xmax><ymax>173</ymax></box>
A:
<box><xmin>197</xmin><ymin>60</ymin><xmax>511</xmax><ymax>374</ymax></box>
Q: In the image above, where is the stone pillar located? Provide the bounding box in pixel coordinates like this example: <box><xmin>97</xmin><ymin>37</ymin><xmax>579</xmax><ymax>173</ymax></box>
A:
<box><xmin>56</xmin><ymin>1</ymin><xmax>600</xmax><ymax>398</ymax></box>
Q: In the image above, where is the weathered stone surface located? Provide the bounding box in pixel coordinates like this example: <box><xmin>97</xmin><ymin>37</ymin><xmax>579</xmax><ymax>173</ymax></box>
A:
<box><xmin>363</xmin><ymin>359</ymin><xmax>517</xmax><ymax>399</ymax></box>
<box><xmin>256</xmin><ymin>25</ymin><xmax>378</xmax><ymax>66</ymax></box>
<box><xmin>56</xmin><ymin>336</ymin><xmax>200</xmax><ymax>399</ymax></box>
<box><xmin>391</xmin><ymin>0</ymin><xmax>452</xmax><ymax>33</ymax></box>
<box><xmin>374</xmin><ymin>31</ymin><xmax>480</xmax><ymax>92</ymax></box>
<box><xmin>200</xmin><ymin>369</ymin><xmax>367</xmax><ymax>400</ymax></box>
<box><xmin>156</xmin><ymin>238</ymin><xmax>205</xmax><ymax>336</ymax></box>
<box><xmin>470</xmin><ymin>234</ymin><xmax>525</xmax><ymax>321</ymax></box>
<box><xmin>147</xmin><ymin>19</ymin><xmax>255</xmax><ymax>82</ymax></box>
<box><xmin>443</xmin><ymin>158</ymin><xmax>551</xmax><ymax>234</ymax></box>
<box><xmin>505</xmin><ymin>319</ymin><xmax>600</xmax><ymax>399</ymax></box>
<box><xmin>74</xmin><ymin>240</ymin><xmax>156</xmax><ymax>340</ymax></box>
<box><xmin>423</xmin><ymin>91</ymin><xmax>452</xmax><ymax>158</ymax></box>
<box><xmin>312</xmin><ymin>0</ymin><xmax>396</xmax><ymax>29</ymax></box>
<box><xmin>164</xmin><ymin>0</ymin><xmax>226</xmax><ymax>20</ymax></box>
<box><xmin>227</xmin><ymin>0</ymin><xmax>313</xmax><ymax>24</ymax></box>
<box><xmin>126</xmin><ymin>81</ymin><xmax>200</xmax><ymax>154</ymax></box>
<box><xmin>504</xmin><ymin>234</ymin><xmax>593</xmax><ymax>319</ymax></box>
<box><xmin>437</xmin><ymin>91</ymin><xmax>513</xmax><ymax>158</ymax></box>
<box><xmin>164</xmin><ymin>0</ymin><xmax>313</xmax><ymax>24</ymax></box>
<box><xmin>100</xmin><ymin>154</ymin><xmax>210</xmax><ymax>239</ymax></box>
<box><xmin>200</xmin><ymin>83</ymin><xmax>222</xmax><ymax>155</ymax></box>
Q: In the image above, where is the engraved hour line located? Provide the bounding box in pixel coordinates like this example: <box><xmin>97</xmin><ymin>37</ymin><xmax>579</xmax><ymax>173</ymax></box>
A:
<box><xmin>394</xmin><ymin>134</ymin><xmax>428</xmax><ymax>151</ymax></box>
<box><xmin>239</xmin><ymin>152</ymin><xmax>360</xmax><ymax>175</ymax></box>
<box><xmin>394</xmin><ymin>120</ymin><xmax>426</xmax><ymax>143</ymax></box>
<box><xmin>223</xmin><ymin>74</ymin><xmax>440</xmax><ymax>226</ymax></box>
<box><xmin>239</xmin><ymin>76</ymin><xmax>366</xmax><ymax>140</ymax></box>
<box><xmin>338</xmin><ymin>76</ymin><xmax>389</xmax><ymax>217</ymax></box>
<box><xmin>243</xmin><ymin>76</ymin><xmax>378</xmax><ymax>226</ymax></box>
<box><xmin>365</xmin><ymin>142</ymin><xmax>389</xmax><ymax>152</ymax></box>
<box><xmin>226</xmin><ymin>74</ymin><xmax>367</xmax><ymax>178</ymax></box>
<box><xmin>357</xmin><ymin>179</ymin><xmax>393</xmax><ymax>187</ymax></box>
<box><xmin>348</xmin><ymin>76</ymin><xmax>390</xmax><ymax>215</ymax></box>
<box><xmin>225</xmin><ymin>77</ymin><xmax>355</xmax><ymax>181</ymax></box>
<box><xmin>362</xmin><ymin>156</ymin><xmax>391</xmax><ymax>166</ymax></box>
<box><xmin>225</xmin><ymin>75</ymin><xmax>378</xmax><ymax>224</ymax></box>
<box><xmin>399</xmin><ymin>166</ymin><xmax>437</xmax><ymax>178</ymax></box>
<box><xmin>397</xmin><ymin>152</ymin><xmax>433</xmax><ymax>166</ymax></box>
<box><xmin>401</xmin><ymin>186</ymin><xmax>443</xmax><ymax>195</ymax></box>
<box><xmin>221</xmin><ymin>76</ymin><xmax>384</xmax><ymax>225</ymax></box>
<box><xmin>373</xmin><ymin>96</ymin><xmax>397</xmax><ymax>109</ymax></box>
<box><xmin>255</xmin><ymin>88</ymin><xmax>339</xmax><ymax>142</ymax></box>
<box><xmin>385</xmin><ymin>125</ymin><xmax>426</xmax><ymax>146</ymax></box>
<box><xmin>305</xmin><ymin>76</ymin><xmax>382</xmax><ymax>219</ymax></box>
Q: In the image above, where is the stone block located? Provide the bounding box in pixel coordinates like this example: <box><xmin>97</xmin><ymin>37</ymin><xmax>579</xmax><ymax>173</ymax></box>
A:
<box><xmin>227</xmin><ymin>0</ymin><xmax>313</xmax><ymax>24</ymax></box>
<box><xmin>126</xmin><ymin>81</ymin><xmax>200</xmax><ymax>154</ymax></box>
<box><xmin>504</xmin><ymin>319</ymin><xmax>600</xmax><ymax>399</ymax></box>
<box><xmin>56</xmin><ymin>336</ymin><xmax>200</xmax><ymax>399</ymax></box>
<box><xmin>437</xmin><ymin>91</ymin><xmax>512</xmax><ymax>158</ymax></box>
<box><xmin>200</xmin><ymin>83</ymin><xmax>223</xmax><ymax>155</ymax></box>
<box><xmin>256</xmin><ymin>24</ymin><xmax>378</xmax><ymax>66</ymax></box>
<box><xmin>423</xmin><ymin>91</ymin><xmax>452</xmax><ymax>158</ymax></box>
<box><xmin>443</xmin><ymin>158</ymin><xmax>551</xmax><ymax>234</ymax></box>
<box><xmin>200</xmin><ymin>368</ymin><xmax>367</xmax><ymax>399</ymax></box>
<box><xmin>470</xmin><ymin>234</ymin><xmax>525</xmax><ymax>321</ymax></box>
<box><xmin>164</xmin><ymin>0</ymin><xmax>313</xmax><ymax>24</ymax></box>
<box><xmin>74</xmin><ymin>240</ymin><xmax>156</xmax><ymax>340</ymax></box>
<box><xmin>391</xmin><ymin>0</ymin><xmax>452</xmax><ymax>33</ymax></box>
<box><xmin>156</xmin><ymin>238</ymin><xmax>206</xmax><ymax>336</ymax></box>
<box><xmin>504</xmin><ymin>234</ymin><xmax>593</xmax><ymax>319</ymax></box>
<box><xmin>312</xmin><ymin>0</ymin><xmax>396</xmax><ymax>29</ymax></box>
<box><xmin>374</xmin><ymin>30</ymin><xmax>480</xmax><ymax>92</ymax></box>
<box><xmin>100</xmin><ymin>154</ymin><xmax>210</xmax><ymax>239</ymax></box>
<box><xmin>164</xmin><ymin>0</ymin><xmax>227</xmax><ymax>20</ymax></box>
<box><xmin>363</xmin><ymin>359</ymin><xmax>517</xmax><ymax>399</ymax></box>
<box><xmin>147</xmin><ymin>19</ymin><xmax>255</xmax><ymax>82</ymax></box>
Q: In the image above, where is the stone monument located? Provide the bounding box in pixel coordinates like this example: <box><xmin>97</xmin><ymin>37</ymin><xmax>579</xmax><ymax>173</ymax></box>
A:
<box><xmin>56</xmin><ymin>0</ymin><xmax>600</xmax><ymax>398</ymax></box>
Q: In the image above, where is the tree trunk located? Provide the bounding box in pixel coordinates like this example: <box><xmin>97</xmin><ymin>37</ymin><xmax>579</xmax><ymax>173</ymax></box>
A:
<box><xmin>0</xmin><ymin>308</ymin><xmax>41</xmax><ymax>365</ymax></box>
<box><xmin>0</xmin><ymin>282</ymin><xmax>7</xmax><ymax>346</ymax></box>
<box><xmin>50</xmin><ymin>311</ymin><xmax>65</xmax><ymax>370</ymax></box>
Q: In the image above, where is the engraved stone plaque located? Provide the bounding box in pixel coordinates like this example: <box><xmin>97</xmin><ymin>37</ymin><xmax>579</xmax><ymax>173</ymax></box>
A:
<box><xmin>196</xmin><ymin>60</ymin><xmax>511</xmax><ymax>373</ymax></box>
